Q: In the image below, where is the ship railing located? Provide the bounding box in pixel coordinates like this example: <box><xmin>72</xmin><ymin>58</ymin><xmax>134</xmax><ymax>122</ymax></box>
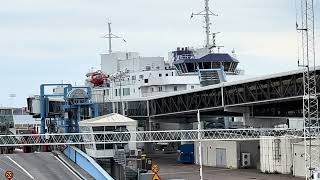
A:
<box><xmin>175</xmin><ymin>54</ymin><xmax>195</xmax><ymax>60</ymax></box>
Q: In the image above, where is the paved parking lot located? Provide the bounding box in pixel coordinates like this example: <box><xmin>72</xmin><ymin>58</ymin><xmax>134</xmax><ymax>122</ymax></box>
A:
<box><xmin>150</xmin><ymin>153</ymin><xmax>303</xmax><ymax>180</ymax></box>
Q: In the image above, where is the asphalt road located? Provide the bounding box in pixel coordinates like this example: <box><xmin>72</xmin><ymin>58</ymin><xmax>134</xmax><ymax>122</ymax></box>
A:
<box><xmin>0</xmin><ymin>152</ymin><xmax>80</xmax><ymax>180</ymax></box>
<box><xmin>151</xmin><ymin>153</ymin><xmax>303</xmax><ymax>180</ymax></box>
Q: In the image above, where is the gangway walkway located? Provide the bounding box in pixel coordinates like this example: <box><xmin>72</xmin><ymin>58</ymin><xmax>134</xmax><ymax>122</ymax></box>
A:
<box><xmin>0</xmin><ymin>128</ymin><xmax>314</xmax><ymax>146</ymax></box>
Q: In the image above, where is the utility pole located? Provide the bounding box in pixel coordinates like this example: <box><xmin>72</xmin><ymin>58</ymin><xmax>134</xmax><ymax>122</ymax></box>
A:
<box><xmin>197</xmin><ymin>110</ymin><xmax>203</xmax><ymax>180</ymax></box>
<box><xmin>296</xmin><ymin>0</ymin><xmax>318</xmax><ymax>179</ymax></box>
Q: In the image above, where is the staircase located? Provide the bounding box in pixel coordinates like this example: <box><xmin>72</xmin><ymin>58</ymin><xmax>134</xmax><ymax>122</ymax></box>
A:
<box><xmin>114</xmin><ymin>150</ymin><xmax>138</xmax><ymax>180</ymax></box>
<box><xmin>198</xmin><ymin>68</ymin><xmax>226</xmax><ymax>86</ymax></box>
<box><xmin>114</xmin><ymin>150</ymin><xmax>126</xmax><ymax>167</ymax></box>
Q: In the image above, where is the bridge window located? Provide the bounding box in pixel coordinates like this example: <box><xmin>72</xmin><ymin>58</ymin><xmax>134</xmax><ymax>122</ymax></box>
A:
<box><xmin>203</xmin><ymin>62</ymin><xmax>211</xmax><ymax>69</ymax></box>
<box><xmin>186</xmin><ymin>63</ymin><xmax>195</xmax><ymax>72</ymax></box>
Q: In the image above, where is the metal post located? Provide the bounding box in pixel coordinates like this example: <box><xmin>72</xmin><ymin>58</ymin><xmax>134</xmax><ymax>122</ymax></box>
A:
<box><xmin>108</xmin><ymin>22</ymin><xmax>112</xmax><ymax>54</ymax></box>
<box><xmin>76</xmin><ymin>106</ymin><xmax>80</xmax><ymax>133</ymax></box>
<box><xmin>197</xmin><ymin>110</ymin><xmax>203</xmax><ymax>180</ymax></box>
<box><xmin>40</xmin><ymin>85</ymin><xmax>46</xmax><ymax>134</ymax></box>
<box><xmin>204</xmin><ymin>0</ymin><xmax>210</xmax><ymax>48</ymax></box>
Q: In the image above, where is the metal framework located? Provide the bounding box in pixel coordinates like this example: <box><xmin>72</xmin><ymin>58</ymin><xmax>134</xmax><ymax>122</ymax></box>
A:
<box><xmin>112</xmin><ymin>69</ymin><xmax>320</xmax><ymax>118</ymax></box>
<box><xmin>0</xmin><ymin>128</ymin><xmax>313</xmax><ymax>147</ymax></box>
<box><xmin>297</xmin><ymin>0</ymin><xmax>318</xmax><ymax>178</ymax></box>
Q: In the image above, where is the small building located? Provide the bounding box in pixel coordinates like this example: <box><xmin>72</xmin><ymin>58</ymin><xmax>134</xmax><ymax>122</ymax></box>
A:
<box><xmin>194</xmin><ymin>140</ymin><xmax>260</xmax><ymax>169</ymax></box>
<box><xmin>260</xmin><ymin>136</ymin><xmax>301</xmax><ymax>174</ymax></box>
<box><xmin>13</xmin><ymin>115</ymin><xmax>40</xmax><ymax>134</ymax></box>
<box><xmin>292</xmin><ymin>140</ymin><xmax>320</xmax><ymax>177</ymax></box>
<box><xmin>79</xmin><ymin>113</ymin><xmax>137</xmax><ymax>158</ymax></box>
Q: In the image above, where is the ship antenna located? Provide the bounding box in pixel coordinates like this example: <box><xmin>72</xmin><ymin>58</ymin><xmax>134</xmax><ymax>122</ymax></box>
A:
<box><xmin>102</xmin><ymin>22</ymin><xmax>126</xmax><ymax>54</ymax></box>
<box><xmin>191</xmin><ymin>0</ymin><xmax>218</xmax><ymax>48</ymax></box>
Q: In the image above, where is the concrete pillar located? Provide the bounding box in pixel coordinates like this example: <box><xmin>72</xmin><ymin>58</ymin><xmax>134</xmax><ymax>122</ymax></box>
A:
<box><xmin>243</xmin><ymin>112</ymin><xmax>250</xmax><ymax>127</ymax></box>
<box><xmin>144</xmin><ymin>117</ymin><xmax>153</xmax><ymax>154</ymax></box>
<box><xmin>224</xmin><ymin>117</ymin><xmax>231</xmax><ymax>129</ymax></box>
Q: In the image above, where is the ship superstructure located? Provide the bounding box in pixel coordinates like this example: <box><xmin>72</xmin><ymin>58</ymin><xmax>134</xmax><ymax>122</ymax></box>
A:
<box><xmin>88</xmin><ymin>0</ymin><xmax>243</xmax><ymax>104</ymax></box>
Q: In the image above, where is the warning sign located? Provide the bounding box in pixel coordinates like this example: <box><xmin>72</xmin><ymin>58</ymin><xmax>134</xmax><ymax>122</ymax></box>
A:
<box><xmin>152</xmin><ymin>173</ymin><xmax>161</xmax><ymax>180</ymax></box>
<box><xmin>4</xmin><ymin>171</ymin><xmax>14</xmax><ymax>180</ymax></box>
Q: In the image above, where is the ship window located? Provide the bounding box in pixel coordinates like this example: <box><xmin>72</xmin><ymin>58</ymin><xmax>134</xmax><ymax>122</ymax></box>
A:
<box><xmin>172</xmin><ymin>72</ymin><xmax>174</xmax><ymax>76</ymax></box>
<box><xmin>104</xmin><ymin>89</ymin><xmax>110</xmax><ymax>96</ymax></box>
<box><xmin>174</xmin><ymin>86</ymin><xmax>178</xmax><ymax>91</ymax></box>
<box><xmin>139</xmin><ymin>75</ymin><xmax>144</xmax><ymax>79</ymax></box>
<box><xmin>123</xmin><ymin>88</ymin><xmax>130</xmax><ymax>96</ymax></box>
<box><xmin>132</xmin><ymin>76</ymin><xmax>136</xmax><ymax>80</ymax></box>
<box><xmin>133</xmin><ymin>88</ymin><xmax>136</xmax><ymax>93</ymax></box>
<box><xmin>186</xmin><ymin>63</ymin><xmax>195</xmax><ymax>72</ymax></box>
<box><xmin>191</xmin><ymin>85</ymin><xmax>195</xmax><ymax>89</ymax></box>
<box><xmin>203</xmin><ymin>62</ymin><xmax>211</xmax><ymax>69</ymax></box>
<box><xmin>146</xmin><ymin>66</ymin><xmax>151</xmax><ymax>71</ymax></box>
<box><xmin>224</xmin><ymin>62</ymin><xmax>231</xmax><ymax>71</ymax></box>
<box><xmin>158</xmin><ymin>86</ymin><xmax>163</xmax><ymax>92</ymax></box>
<box><xmin>151</xmin><ymin>87</ymin><xmax>154</xmax><ymax>92</ymax></box>
<box><xmin>115</xmin><ymin>89</ymin><xmax>118</xmax><ymax>96</ymax></box>
<box><xmin>115</xmin><ymin>89</ymin><xmax>121</xmax><ymax>96</ymax></box>
<box><xmin>144</xmin><ymin>79</ymin><xmax>148</xmax><ymax>83</ymax></box>
<box><xmin>166</xmin><ymin>73</ymin><xmax>168</xmax><ymax>76</ymax></box>
<box><xmin>159</xmin><ymin>73</ymin><xmax>162</xmax><ymax>77</ymax></box>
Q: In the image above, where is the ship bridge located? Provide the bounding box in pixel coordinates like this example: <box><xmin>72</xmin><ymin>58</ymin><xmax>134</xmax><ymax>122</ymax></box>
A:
<box><xmin>172</xmin><ymin>47</ymin><xmax>239</xmax><ymax>74</ymax></box>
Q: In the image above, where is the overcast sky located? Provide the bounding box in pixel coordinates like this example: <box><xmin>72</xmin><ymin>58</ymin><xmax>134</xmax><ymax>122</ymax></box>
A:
<box><xmin>0</xmin><ymin>0</ymin><xmax>319</xmax><ymax>107</ymax></box>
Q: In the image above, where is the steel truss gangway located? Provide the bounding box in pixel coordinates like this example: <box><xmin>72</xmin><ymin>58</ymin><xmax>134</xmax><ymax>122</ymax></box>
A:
<box><xmin>1</xmin><ymin>128</ymin><xmax>319</xmax><ymax>147</ymax></box>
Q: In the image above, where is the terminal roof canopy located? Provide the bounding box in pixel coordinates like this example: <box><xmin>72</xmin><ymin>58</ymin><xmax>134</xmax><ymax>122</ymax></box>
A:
<box><xmin>79</xmin><ymin>113</ymin><xmax>137</xmax><ymax>127</ymax></box>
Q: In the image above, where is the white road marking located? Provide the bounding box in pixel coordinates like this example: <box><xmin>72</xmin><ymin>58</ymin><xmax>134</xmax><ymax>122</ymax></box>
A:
<box><xmin>54</xmin><ymin>156</ymin><xmax>82</xmax><ymax>180</ymax></box>
<box><xmin>6</xmin><ymin>156</ymin><xmax>35</xmax><ymax>180</ymax></box>
<box><xmin>0</xmin><ymin>158</ymin><xmax>30</xmax><ymax>176</ymax></box>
